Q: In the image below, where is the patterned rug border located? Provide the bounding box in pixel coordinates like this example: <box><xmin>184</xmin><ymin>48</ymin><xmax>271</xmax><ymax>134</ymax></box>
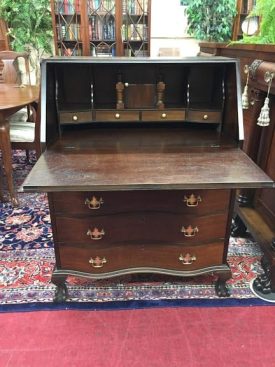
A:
<box><xmin>0</xmin><ymin>296</ymin><xmax>273</xmax><ymax>313</ymax></box>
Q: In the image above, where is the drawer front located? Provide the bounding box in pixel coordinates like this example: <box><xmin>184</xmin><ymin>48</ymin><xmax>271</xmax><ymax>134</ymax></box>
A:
<box><xmin>58</xmin><ymin>241</ymin><xmax>225</xmax><ymax>274</ymax></box>
<box><xmin>142</xmin><ymin>110</ymin><xmax>186</xmax><ymax>121</ymax></box>
<box><xmin>53</xmin><ymin>212</ymin><xmax>228</xmax><ymax>245</ymax></box>
<box><xmin>95</xmin><ymin>110</ymin><xmax>140</xmax><ymax>122</ymax></box>
<box><xmin>59</xmin><ymin>111</ymin><xmax>93</xmax><ymax>124</ymax></box>
<box><xmin>187</xmin><ymin>110</ymin><xmax>222</xmax><ymax>123</ymax></box>
<box><xmin>50</xmin><ymin>190</ymin><xmax>231</xmax><ymax>216</ymax></box>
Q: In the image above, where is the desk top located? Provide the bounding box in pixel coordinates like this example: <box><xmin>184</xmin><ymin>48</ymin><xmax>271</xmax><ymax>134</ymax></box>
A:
<box><xmin>0</xmin><ymin>84</ymin><xmax>39</xmax><ymax>111</ymax></box>
<box><xmin>22</xmin><ymin>127</ymin><xmax>274</xmax><ymax>192</ymax></box>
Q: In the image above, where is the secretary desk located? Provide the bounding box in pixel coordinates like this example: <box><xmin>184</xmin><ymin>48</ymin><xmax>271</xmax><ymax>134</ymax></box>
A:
<box><xmin>22</xmin><ymin>57</ymin><xmax>273</xmax><ymax>302</ymax></box>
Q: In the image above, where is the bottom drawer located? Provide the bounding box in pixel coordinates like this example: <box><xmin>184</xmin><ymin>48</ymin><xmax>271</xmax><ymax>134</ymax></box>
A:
<box><xmin>58</xmin><ymin>242</ymin><xmax>225</xmax><ymax>274</ymax></box>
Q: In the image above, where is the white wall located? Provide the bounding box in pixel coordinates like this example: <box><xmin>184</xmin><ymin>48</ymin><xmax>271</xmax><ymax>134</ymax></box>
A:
<box><xmin>150</xmin><ymin>0</ymin><xmax>199</xmax><ymax>57</ymax></box>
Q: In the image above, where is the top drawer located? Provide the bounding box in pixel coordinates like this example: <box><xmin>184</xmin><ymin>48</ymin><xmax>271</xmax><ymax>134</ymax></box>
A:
<box><xmin>49</xmin><ymin>190</ymin><xmax>231</xmax><ymax>216</ymax></box>
<box><xmin>59</xmin><ymin>111</ymin><xmax>93</xmax><ymax>124</ymax></box>
<box><xmin>187</xmin><ymin>110</ymin><xmax>222</xmax><ymax>123</ymax></box>
<box><xmin>141</xmin><ymin>110</ymin><xmax>186</xmax><ymax>122</ymax></box>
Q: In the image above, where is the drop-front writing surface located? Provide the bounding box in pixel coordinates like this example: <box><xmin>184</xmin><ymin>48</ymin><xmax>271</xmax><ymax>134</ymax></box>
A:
<box><xmin>22</xmin><ymin>57</ymin><xmax>273</xmax><ymax>302</ymax></box>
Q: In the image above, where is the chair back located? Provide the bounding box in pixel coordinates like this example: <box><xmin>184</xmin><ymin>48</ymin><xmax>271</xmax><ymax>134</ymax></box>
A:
<box><xmin>0</xmin><ymin>50</ymin><xmax>31</xmax><ymax>85</ymax></box>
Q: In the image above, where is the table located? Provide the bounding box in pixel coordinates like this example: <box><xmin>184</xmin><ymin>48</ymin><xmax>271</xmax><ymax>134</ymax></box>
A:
<box><xmin>0</xmin><ymin>84</ymin><xmax>39</xmax><ymax>205</ymax></box>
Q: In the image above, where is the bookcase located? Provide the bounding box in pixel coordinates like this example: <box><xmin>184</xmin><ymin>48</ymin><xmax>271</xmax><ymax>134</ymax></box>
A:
<box><xmin>50</xmin><ymin>0</ymin><xmax>151</xmax><ymax>57</ymax></box>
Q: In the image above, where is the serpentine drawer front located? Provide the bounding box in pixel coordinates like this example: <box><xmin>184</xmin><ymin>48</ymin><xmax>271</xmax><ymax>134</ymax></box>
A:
<box><xmin>58</xmin><ymin>242</ymin><xmax>225</xmax><ymax>274</ymax></box>
<box><xmin>22</xmin><ymin>57</ymin><xmax>274</xmax><ymax>302</ymax></box>
<box><xmin>53</xmin><ymin>212</ymin><xmax>228</xmax><ymax>245</ymax></box>
<box><xmin>50</xmin><ymin>190</ymin><xmax>231</xmax><ymax>215</ymax></box>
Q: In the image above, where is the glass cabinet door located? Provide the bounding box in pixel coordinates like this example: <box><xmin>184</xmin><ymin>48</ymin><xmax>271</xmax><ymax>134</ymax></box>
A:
<box><xmin>122</xmin><ymin>0</ymin><xmax>149</xmax><ymax>57</ymax></box>
<box><xmin>53</xmin><ymin>0</ymin><xmax>83</xmax><ymax>56</ymax></box>
<box><xmin>86</xmin><ymin>0</ymin><xmax>116</xmax><ymax>56</ymax></box>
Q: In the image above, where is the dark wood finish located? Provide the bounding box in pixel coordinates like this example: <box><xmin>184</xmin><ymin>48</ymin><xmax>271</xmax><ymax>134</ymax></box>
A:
<box><xmin>0</xmin><ymin>84</ymin><xmax>39</xmax><ymax>204</ymax></box>
<box><xmin>199</xmin><ymin>43</ymin><xmax>275</xmax><ymax>294</ymax></box>
<box><xmin>22</xmin><ymin>57</ymin><xmax>273</xmax><ymax>302</ymax></box>
<box><xmin>50</xmin><ymin>189</ymin><xmax>231</xmax><ymax>215</ymax></box>
<box><xmin>199</xmin><ymin>43</ymin><xmax>275</xmax><ymax>86</ymax></box>
<box><xmin>58</xmin><ymin>241</ymin><xmax>225</xmax><ymax>274</ymax></box>
<box><xmin>50</xmin><ymin>0</ymin><xmax>151</xmax><ymax>57</ymax></box>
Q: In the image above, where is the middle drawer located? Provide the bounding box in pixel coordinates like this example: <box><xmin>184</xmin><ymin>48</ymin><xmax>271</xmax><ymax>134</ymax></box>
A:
<box><xmin>53</xmin><ymin>212</ymin><xmax>228</xmax><ymax>245</ymax></box>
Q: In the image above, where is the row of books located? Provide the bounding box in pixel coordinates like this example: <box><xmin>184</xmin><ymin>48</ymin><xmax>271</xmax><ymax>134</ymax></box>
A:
<box><xmin>87</xmin><ymin>0</ymin><xmax>115</xmax><ymax>12</ymax></box>
<box><xmin>57</xmin><ymin>24</ymin><xmax>81</xmax><ymax>41</ymax></box>
<box><xmin>122</xmin><ymin>0</ymin><xmax>149</xmax><ymax>15</ymax></box>
<box><xmin>55</xmin><ymin>0</ymin><xmax>80</xmax><ymax>15</ymax></box>
<box><xmin>89</xmin><ymin>16</ymin><xmax>115</xmax><ymax>41</ymax></box>
<box><xmin>121</xmin><ymin>24</ymin><xmax>148</xmax><ymax>41</ymax></box>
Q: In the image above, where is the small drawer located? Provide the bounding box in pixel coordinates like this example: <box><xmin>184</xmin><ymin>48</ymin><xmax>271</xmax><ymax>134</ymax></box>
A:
<box><xmin>58</xmin><ymin>241</ymin><xmax>225</xmax><ymax>274</ymax></box>
<box><xmin>142</xmin><ymin>110</ymin><xmax>186</xmax><ymax>122</ymax></box>
<box><xmin>49</xmin><ymin>190</ymin><xmax>231</xmax><ymax>216</ymax></box>
<box><xmin>59</xmin><ymin>111</ymin><xmax>93</xmax><ymax>124</ymax></box>
<box><xmin>53</xmin><ymin>212</ymin><xmax>228</xmax><ymax>245</ymax></box>
<box><xmin>95</xmin><ymin>110</ymin><xmax>140</xmax><ymax>122</ymax></box>
<box><xmin>187</xmin><ymin>110</ymin><xmax>222</xmax><ymax>123</ymax></box>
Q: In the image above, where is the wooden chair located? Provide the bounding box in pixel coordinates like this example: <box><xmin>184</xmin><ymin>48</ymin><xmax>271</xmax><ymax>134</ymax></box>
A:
<box><xmin>0</xmin><ymin>51</ymin><xmax>41</xmax><ymax>161</ymax></box>
<box><xmin>0</xmin><ymin>50</ymin><xmax>31</xmax><ymax>85</ymax></box>
<box><xmin>0</xmin><ymin>50</ymin><xmax>34</xmax><ymax>121</ymax></box>
<box><xmin>9</xmin><ymin>97</ymin><xmax>42</xmax><ymax>161</ymax></box>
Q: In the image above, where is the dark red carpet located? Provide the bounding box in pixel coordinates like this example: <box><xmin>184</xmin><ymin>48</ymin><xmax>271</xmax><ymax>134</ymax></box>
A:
<box><xmin>0</xmin><ymin>306</ymin><xmax>274</xmax><ymax>367</ymax></box>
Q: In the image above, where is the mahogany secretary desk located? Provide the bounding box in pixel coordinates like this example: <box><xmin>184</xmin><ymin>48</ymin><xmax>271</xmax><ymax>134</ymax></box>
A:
<box><xmin>22</xmin><ymin>57</ymin><xmax>273</xmax><ymax>302</ymax></box>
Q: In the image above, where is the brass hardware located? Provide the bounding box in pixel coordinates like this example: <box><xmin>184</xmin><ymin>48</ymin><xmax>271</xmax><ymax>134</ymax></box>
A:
<box><xmin>89</xmin><ymin>256</ymin><xmax>107</xmax><ymax>268</ymax></box>
<box><xmin>161</xmin><ymin>113</ymin><xmax>167</xmax><ymax>119</ymax></box>
<box><xmin>179</xmin><ymin>253</ymin><xmax>197</xmax><ymax>265</ymax></box>
<box><xmin>85</xmin><ymin>196</ymin><xmax>104</xmax><ymax>209</ymax></box>
<box><xmin>115</xmin><ymin>113</ymin><xmax>120</xmax><ymax>119</ymax></box>
<box><xmin>203</xmin><ymin>114</ymin><xmax>208</xmax><ymax>120</ymax></box>
<box><xmin>257</xmin><ymin>71</ymin><xmax>274</xmax><ymax>127</ymax></box>
<box><xmin>72</xmin><ymin>115</ymin><xmax>78</xmax><ymax>121</ymax></box>
<box><xmin>181</xmin><ymin>225</ymin><xmax>199</xmax><ymax>237</ymax></box>
<box><xmin>183</xmin><ymin>194</ymin><xmax>202</xmax><ymax>207</ymax></box>
<box><xmin>87</xmin><ymin>227</ymin><xmax>105</xmax><ymax>240</ymax></box>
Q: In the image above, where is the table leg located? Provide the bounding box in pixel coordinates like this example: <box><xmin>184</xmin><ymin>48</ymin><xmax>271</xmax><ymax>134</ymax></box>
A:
<box><xmin>0</xmin><ymin>114</ymin><xmax>18</xmax><ymax>206</ymax></box>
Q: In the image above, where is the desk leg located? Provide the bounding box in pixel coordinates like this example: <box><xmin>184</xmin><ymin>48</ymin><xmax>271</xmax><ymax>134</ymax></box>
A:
<box><xmin>0</xmin><ymin>115</ymin><xmax>18</xmax><ymax>206</ymax></box>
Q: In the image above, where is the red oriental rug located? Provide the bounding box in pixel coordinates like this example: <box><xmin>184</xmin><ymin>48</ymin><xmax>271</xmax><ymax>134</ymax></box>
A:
<box><xmin>0</xmin><ymin>151</ymin><xmax>271</xmax><ymax>311</ymax></box>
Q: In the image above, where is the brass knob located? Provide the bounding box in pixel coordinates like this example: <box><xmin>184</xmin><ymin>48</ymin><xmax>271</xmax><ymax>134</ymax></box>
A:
<box><xmin>203</xmin><ymin>114</ymin><xmax>208</xmax><ymax>120</ymax></box>
<box><xmin>181</xmin><ymin>225</ymin><xmax>199</xmax><ymax>237</ymax></box>
<box><xmin>87</xmin><ymin>227</ymin><xmax>105</xmax><ymax>240</ymax></box>
<box><xmin>183</xmin><ymin>194</ymin><xmax>202</xmax><ymax>207</ymax></box>
<box><xmin>85</xmin><ymin>196</ymin><xmax>104</xmax><ymax>210</ymax></box>
<box><xmin>161</xmin><ymin>113</ymin><xmax>167</xmax><ymax>119</ymax></box>
<box><xmin>179</xmin><ymin>253</ymin><xmax>197</xmax><ymax>265</ymax></box>
<box><xmin>115</xmin><ymin>113</ymin><xmax>120</xmax><ymax>119</ymax></box>
<box><xmin>72</xmin><ymin>115</ymin><xmax>78</xmax><ymax>121</ymax></box>
<box><xmin>89</xmin><ymin>256</ymin><xmax>107</xmax><ymax>268</ymax></box>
